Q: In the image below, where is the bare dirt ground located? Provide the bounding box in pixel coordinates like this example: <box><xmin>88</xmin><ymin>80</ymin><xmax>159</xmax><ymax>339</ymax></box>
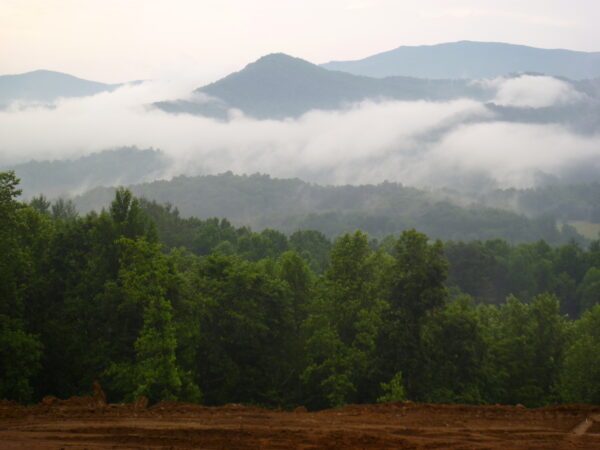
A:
<box><xmin>0</xmin><ymin>397</ymin><xmax>599</xmax><ymax>449</ymax></box>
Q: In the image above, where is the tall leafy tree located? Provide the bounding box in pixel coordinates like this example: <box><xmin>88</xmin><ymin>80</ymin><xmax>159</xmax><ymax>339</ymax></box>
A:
<box><xmin>107</xmin><ymin>238</ymin><xmax>200</xmax><ymax>402</ymax></box>
<box><xmin>0</xmin><ymin>172</ymin><xmax>44</xmax><ymax>402</ymax></box>
<box><xmin>479</xmin><ymin>294</ymin><xmax>567</xmax><ymax>406</ymax></box>
<box><xmin>189</xmin><ymin>254</ymin><xmax>295</xmax><ymax>406</ymax></box>
<box><xmin>380</xmin><ymin>229</ymin><xmax>448</xmax><ymax>399</ymax></box>
<box><xmin>421</xmin><ymin>296</ymin><xmax>486</xmax><ymax>403</ymax></box>
<box><xmin>303</xmin><ymin>232</ymin><xmax>387</xmax><ymax>407</ymax></box>
<box><xmin>559</xmin><ymin>305</ymin><xmax>600</xmax><ymax>403</ymax></box>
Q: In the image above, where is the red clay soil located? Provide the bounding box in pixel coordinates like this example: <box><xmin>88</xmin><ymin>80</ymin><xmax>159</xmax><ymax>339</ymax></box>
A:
<box><xmin>0</xmin><ymin>397</ymin><xmax>599</xmax><ymax>449</ymax></box>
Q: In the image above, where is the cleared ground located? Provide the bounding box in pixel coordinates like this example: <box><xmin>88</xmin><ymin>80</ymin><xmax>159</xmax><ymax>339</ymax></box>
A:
<box><xmin>0</xmin><ymin>397</ymin><xmax>599</xmax><ymax>449</ymax></box>
<box><xmin>566</xmin><ymin>220</ymin><xmax>600</xmax><ymax>240</ymax></box>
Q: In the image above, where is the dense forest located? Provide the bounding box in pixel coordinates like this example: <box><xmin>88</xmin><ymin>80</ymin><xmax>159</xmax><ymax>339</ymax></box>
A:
<box><xmin>1</xmin><ymin>171</ymin><xmax>599</xmax><ymax>409</ymax></box>
<box><xmin>73</xmin><ymin>172</ymin><xmax>586</xmax><ymax>244</ymax></box>
<box><xmin>9</xmin><ymin>149</ymin><xmax>600</xmax><ymax>244</ymax></box>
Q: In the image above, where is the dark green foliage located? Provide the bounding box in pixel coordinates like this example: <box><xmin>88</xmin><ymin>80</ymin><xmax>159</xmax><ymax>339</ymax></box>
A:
<box><xmin>0</xmin><ymin>171</ymin><xmax>44</xmax><ymax>402</ymax></box>
<box><xmin>577</xmin><ymin>268</ymin><xmax>600</xmax><ymax>312</ymax></box>
<box><xmin>379</xmin><ymin>230</ymin><xmax>448</xmax><ymax>400</ymax></box>
<box><xmin>0</xmin><ymin>316</ymin><xmax>42</xmax><ymax>402</ymax></box>
<box><xmin>477</xmin><ymin>295</ymin><xmax>567</xmax><ymax>406</ymax></box>
<box><xmin>302</xmin><ymin>232</ymin><xmax>387</xmax><ymax>408</ymax></box>
<box><xmin>1</xmin><ymin>171</ymin><xmax>600</xmax><ymax>407</ymax></box>
<box><xmin>289</xmin><ymin>229</ymin><xmax>331</xmax><ymax>273</ymax></box>
<box><xmin>559</xmin><ymin>305</ymin><xmax>600</xmax><ymax>403</ymax></box>
<box><xmin>421</xmin><ymin>297</ymin><xmax>486</xmax><ymax>403</ymax></box>
<box><xmin>189</xmin><ymin>254</ymin><xmax>297</xmax><ymax>405</ymax></box>
<box><xmin>445</xmin><ymin>239</ymin><xmax>597</xmax><ymax>317</ymax></box>
<box><xmin>106</xmin><ymin>238</ymin><xmax>200</xmax><ymax>403</ymax></box>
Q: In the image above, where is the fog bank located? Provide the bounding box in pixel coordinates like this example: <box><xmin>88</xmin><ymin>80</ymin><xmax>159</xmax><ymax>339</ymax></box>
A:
<box><xmin>1</xmin><ymin>75</ymin><xmax>599</xmax><ymax>191</ymax></box>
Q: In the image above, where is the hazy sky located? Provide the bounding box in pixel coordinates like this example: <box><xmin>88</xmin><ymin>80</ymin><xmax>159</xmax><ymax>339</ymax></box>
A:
<box><xmin>1</xmin><ymin>0</ymin><xmax>598</xmax><ymax>83</ymax></box>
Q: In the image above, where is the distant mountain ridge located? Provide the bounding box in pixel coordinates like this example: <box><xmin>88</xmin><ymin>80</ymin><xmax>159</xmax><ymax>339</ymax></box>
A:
<box><xmin>321</xmin><ymin>41</ymin><xmax>600</xmax><ymax>80</ymax></box>
<box><xmin>0</xmin><ymin>70</ymin><xmax>122</xmax><ymax>107</ymax></box>
<box><xmin>5</xmin><ymin>149</ymin><xmax>593</xmax><ymax>244</ymax></box>
<box><xmin>154</xmin><ymin>51</ymin><xmax>599</xmax><ymax>130</ymax></box>
<box><xmin>70</xmin><ymin>172</ymin><xmax>583</xmax><ymax>244</ymax></box>
<box><xmin>5</xmin><ymin>148</ymin><xmax>170</xmax><ymax>199</ymax></box>
<box><xmin>155</xmin><ymin>53</ymin><xmax>490</xmax><ymax>119</ymax></box>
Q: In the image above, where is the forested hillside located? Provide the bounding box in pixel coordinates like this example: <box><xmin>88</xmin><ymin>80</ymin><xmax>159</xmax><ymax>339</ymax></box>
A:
<box><xmin>72</xmin><ymin>172</ymin><xmax>584</xmax><ymax>244</ymax></box>
<box><xmin>479</xmin><ymin>183</ymin><xmax>600</xmax><ymax>223</ymax></box>
<box><xmin>2</xmin><ymin>170</ymin><xmax>599</xmax><ymax>409</ymax></box>
<box><xmin>4</xmin><ymin>148</ymin><xmax>169</xmax><ymax>199</ymax></box>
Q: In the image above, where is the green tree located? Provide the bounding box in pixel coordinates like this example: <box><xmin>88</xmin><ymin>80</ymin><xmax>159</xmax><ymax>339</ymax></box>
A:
<box><xmin>377</xmin><ymin>372</ymin><xmax>406</xmax><ymax>403</ymax></box>
<box><xmin>421</xmin><ymin>296</ymin><xmax>486</xmax><ymax>403</ymax></box>
<box><xmin>0</xmin><ymin>172</ymin><xmax>44</xmax><ymax>402</ymax></box>
<box><xmin>289</xmin><ymin>230</ymin><xmax>331</xmax><ymax>273</ymax></box>
<box><xmin>29</xmin><ymin>195</ymin><xmax>51</xmax><ymax>215</ymax></box>
<box><xmin>190</xmin><ymin>254</ymin><xmax>295</xmax><ymax>406</ymax></box>
<box><xmin>107</xmin><ymin>238</ymin><xmax>199</xmax><ymax>403</ymax></box>
<box><xmin>480</xmin><ymin>294</ymin><xmax>567</xmax><ymax>406</ymax></box>
<box><xmin>110</xmin><ymin>187</ymin><xmax>155</xmax><ymax>240</ymax></box>
<box><xmin>0</xmin><ymin>316</ymin><xmax>42</xmax><ymax>402</ymax></box>
<box><xmin>559</xmin><ymin>305</ymin><xmax>600</xmax><ymax>403</ymax></box>
<box><xmin>51</xmin><ymin>198</ymin><xmax>78</xmax><ymax>221</ymax></box>
<box><xmin>381</xmin><ymin>229</ymin><xmax>448</xmax><ymax>399</ymax></box>
<box><xmin>576</xmin><ymin>267</ymin><xmax>600</xmax><ymax>313</ymax></box>
<box><xmin>302</xmin><ymin>232</ymin><xmax>386</xmax><ymax>408</ymax></box>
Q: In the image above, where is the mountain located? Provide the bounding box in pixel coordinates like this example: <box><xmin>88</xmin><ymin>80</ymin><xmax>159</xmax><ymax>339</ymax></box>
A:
<box><xmin>321</xmin><ymin>41</ymin><xmax>600</xmax><ymax>80</ymax></box>
<box><xmin>5</xmin><ymin>148</ymin><xmax>170</xmax><ymax>199</ymax></box>
<box><xmin>155</xmin><ymin>53</ymin><xmax>490</xmax><ymax>119</ymax></box>
<box><xmin>156</xmin><ymin>52</ymin><xmax>599</xmax><ymax>125</ymax></box>
<box><xmin>0</xmin><ymin>70</ymin><xmax>121</xmax><ymax>107</ymax></box>
<box><xmin>71</xmin><ymin>172</ymin><xmax>583</xmax><ymax>244</ymax></box>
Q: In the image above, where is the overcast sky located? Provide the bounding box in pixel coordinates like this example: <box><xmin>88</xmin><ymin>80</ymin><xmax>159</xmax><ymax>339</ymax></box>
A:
<box><xmin>1</xmin><ymin>0</ymin><xmax>598</xmax><ymax>83</ymax></box>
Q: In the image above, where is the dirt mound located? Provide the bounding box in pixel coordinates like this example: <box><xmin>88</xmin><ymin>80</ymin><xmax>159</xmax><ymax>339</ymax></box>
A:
<box><xmin>150</xmin><ymin>400</ymin><xmax>208</xmax><ymax>414</ymax></box>
<box><xmin>0</xmin><ymin>400</ymin><xmax>598</xmax><ymax>449</ymax></box>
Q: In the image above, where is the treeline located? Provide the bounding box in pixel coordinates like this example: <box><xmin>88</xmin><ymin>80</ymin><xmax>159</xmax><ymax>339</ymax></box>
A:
<box><xmin>143</xmin><ymin>198</ymin><xmax>600</xmax><ymax>318</ymax></box>
<box><xmin>1</xmin><ymin>171</ymin><xmax>599</xmax><ymax>409</ymax></box>
<box><xmin>72</xmin><ymin>172</ymin><xmax>584</xmax><ymax>244</ymax></box>
<box><xmin>5</xmin><ymin>147</ymin><xmax>168</xmax><ymax>200</ymax></box>
<box><xmin>481</xmin><ymin>183</ymin><xmax>600</xmax><ymax>223</ymax></box>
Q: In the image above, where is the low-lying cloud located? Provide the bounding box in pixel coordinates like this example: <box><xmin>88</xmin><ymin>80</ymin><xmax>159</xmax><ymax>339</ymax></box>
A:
<box><xmin>493</xmin><ymin>75</ymin><xmax>584</xmax><ymax>108</ymax></box>
<box><xmin>1</xmin><ymin>75</ymin><xmax>599</xmax><ymax>192</ymax></box>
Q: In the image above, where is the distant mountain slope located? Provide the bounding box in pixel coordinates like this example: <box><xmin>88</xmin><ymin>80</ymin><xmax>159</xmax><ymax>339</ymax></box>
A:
<box><xmin>0</xmin><ymin>70</ymin><xmax>120</xmax><ymax>107</ymax></box>
<box><xmin>155</xmin><ymin>53</ymin><xmax>489</xmax><ymax>119</ymax></box>
<box><xmin>5</xmin><ymin>148</ymin><xmax>170</xmax><ymax>199</ymax></box>
<box><xmin>71</xmin><ymin>172</ymin><xmax>582</xmax><ymax>244</ymax></box>
<box><xmin>321</xmin><ymin>41</ymin><xmax>600</xmax><ymax>80</ymax></box>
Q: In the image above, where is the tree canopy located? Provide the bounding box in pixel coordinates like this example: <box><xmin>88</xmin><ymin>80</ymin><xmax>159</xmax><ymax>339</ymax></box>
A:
<box><xmin>1</xmin><ymin>172</ymin><xmax>599</xmax><ymax>408</ymax></box>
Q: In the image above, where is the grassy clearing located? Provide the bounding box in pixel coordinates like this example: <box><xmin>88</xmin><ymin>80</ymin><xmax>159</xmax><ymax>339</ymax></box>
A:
<box><xmin>567</xmin><ymin>221</ymin><xmax>600</xmax><ymax>240</ymax></box>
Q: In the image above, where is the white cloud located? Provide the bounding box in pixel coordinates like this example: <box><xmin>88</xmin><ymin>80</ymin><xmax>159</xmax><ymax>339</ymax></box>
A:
<box><xmin>415</xmin><ymin>122</ymin><xmax>600</xmax><ymax>189</ymax></box>
<box><xmin>1</xmin><ymin>80</ymin><xmax>599</xmax><ymax>193</ymax></box>
<box><xmin>493</xmin><ymin>75</ymin><xmax>584</xmax><ymax>108</ymax></box>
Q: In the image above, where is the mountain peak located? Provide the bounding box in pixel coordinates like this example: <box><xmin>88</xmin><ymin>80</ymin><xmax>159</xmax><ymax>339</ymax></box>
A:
<box><xmin>0</xmin><ymin>70</ymin><xmax>119</xmax><ymax>105</ymax></box>
<box><xmin>321</xmin><ymin>41</ymin><xmax>600</xmax><ymax>80</ymax></box>
<box><xmin>245</xmin><ymin>53</ymin><xmax>318</xmax><ymax>72</ymax></box>
<box><xmin>255</xmin><ymin>52</ymin><xmax>298</xmax><ymax>62</ymax></box>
